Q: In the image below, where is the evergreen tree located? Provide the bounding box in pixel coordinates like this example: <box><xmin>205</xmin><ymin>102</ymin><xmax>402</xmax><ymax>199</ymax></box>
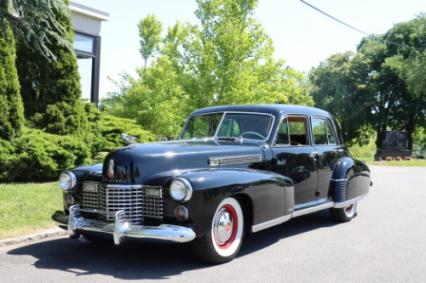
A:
<box><xmin>17</xmin><ymin>0</ymin><xmax>87</xmax><ymax>135</ymax></box>
<box><xmin>0</xmin><ymin>19</ymin><xmax>24</xmax><ymax>140</ymax></box>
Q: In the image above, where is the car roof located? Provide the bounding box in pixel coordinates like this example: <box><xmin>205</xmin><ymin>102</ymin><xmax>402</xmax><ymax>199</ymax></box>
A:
<box><xmin>190</xmin><ymin>104</ymin><xmax>331</xmax><ymax>118</ymax></box>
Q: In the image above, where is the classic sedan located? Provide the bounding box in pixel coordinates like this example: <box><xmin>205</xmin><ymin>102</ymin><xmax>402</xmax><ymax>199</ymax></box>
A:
<box><xmin>52</xmin><ymin>104</ymin><xmax>371</xmax><ymax>263</ymax></box>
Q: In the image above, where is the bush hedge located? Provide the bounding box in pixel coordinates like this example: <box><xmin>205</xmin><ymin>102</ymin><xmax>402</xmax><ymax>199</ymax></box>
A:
<box><xmin>0</xmin><ymin>110</ymin><xmax>155</xmax><ymax>182</ymax></box>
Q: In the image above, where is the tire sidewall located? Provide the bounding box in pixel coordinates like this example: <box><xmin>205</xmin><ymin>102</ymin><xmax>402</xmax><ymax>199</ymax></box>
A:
<box><xmin>210</xmin><ymin>197</ymin><xmax>244</xmax><ymax>258</ymax></box>
<box><xmin>192</xmin><ymin>196</ymin><xmax>245</xmax><ymax>264</ymax></box>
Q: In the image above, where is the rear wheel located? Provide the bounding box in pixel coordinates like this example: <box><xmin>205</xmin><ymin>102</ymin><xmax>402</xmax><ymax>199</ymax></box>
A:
<box><xmin>192</xmin><ymin>197</ymin><xmax>244</xmax><ymax>264</ymax></box>
<box><xmin>330</xmin><ymin>202</ymin><xmax>357</xmax><ymax>222</ymax></box>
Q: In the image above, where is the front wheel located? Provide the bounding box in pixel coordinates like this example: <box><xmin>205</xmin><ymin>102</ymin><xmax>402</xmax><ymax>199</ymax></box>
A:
<box><xmin>192</xmin><ymin>197</ymin><xmax>244</xmax><ymax>264</ymax></box>
<box><xmin>330</xmin><ymin>202</ymin><xmax>357</xmax><ymax>222</ymax></box>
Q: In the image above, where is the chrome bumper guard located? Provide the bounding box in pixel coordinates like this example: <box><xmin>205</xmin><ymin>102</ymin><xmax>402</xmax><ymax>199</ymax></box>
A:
<box><xmin>53</xmin><ymin>204</ymin><xmax>196</xmax><ymax>245</ymax></box>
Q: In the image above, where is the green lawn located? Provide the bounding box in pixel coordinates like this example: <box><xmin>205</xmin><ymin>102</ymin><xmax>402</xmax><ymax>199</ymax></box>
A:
<box><xmin>0</xmin><ymin>182</ymin><xmax>62</xmax><ymax>239</ymax></box>
<box><xmin>368</xmin><ymin>159</ymin><xmax>426</xmax><ymax>167</ymax></box>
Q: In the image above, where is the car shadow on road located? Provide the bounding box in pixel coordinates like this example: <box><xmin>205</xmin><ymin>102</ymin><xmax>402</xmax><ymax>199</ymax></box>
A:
<box><xmin>7</xmin><ymin>210</ymin><xmax>337</xmax><ymax>280</ymax></box>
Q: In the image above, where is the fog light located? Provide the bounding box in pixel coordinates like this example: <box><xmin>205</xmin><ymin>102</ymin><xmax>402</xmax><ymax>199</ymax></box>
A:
<box><xmin>175</xmin><ymin>205</ymin><xmax>189</xmax><ymax>221</ymax></box>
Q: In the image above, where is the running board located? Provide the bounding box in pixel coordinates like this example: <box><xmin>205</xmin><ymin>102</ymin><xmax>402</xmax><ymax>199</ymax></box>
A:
<box><xmin>292</xmin><ymin>201</ymin><xmax>334</xmax><ymax>218</ymax></box>
<box><xmin>251</xmin><ymin>194</ymin><xmax>366</xmax><ymax>233</ymax></box>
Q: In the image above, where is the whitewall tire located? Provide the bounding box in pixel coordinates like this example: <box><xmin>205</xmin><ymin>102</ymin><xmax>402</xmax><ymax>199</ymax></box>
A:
<box><xmin>330</xmin><ymin>202</ymin><xmax>358</xmax><ymax>222</ymax></box>
<box><xmin>192</xmin><ymin>197</ymin><xmax>245</xmax><ymax>264</ymax></box>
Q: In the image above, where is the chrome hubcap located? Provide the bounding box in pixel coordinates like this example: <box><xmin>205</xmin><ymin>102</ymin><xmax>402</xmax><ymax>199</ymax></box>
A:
<box><xmin>344</xmin><ymin>203</ymin><xmax>357</xmax><ymax>217</ymax></box>
<box><xmin>213</xmin><ymin>208</ymin><xmax>234</xmax><ymax>245</ymax></box>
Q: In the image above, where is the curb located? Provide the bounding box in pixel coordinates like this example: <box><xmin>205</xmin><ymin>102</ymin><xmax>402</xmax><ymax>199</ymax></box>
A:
<box><xmin>0</xmin><ymin>227</ymin><xmax>67</xmax><ymax>248</ymax></box>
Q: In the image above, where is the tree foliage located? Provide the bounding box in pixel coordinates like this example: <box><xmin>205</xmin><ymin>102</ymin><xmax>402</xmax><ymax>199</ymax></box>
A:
<box><xmin>310</xmin><ymin>15</ymin><xmax>426</xmax><ymax>149</ymax></box>
<box><xmin>0</xmin><ymin>0</ymin><xmax>72</xmax><ymax>60</ymax></box>
<box><xmin>104</xmin><ymin>0</ymin><xmax>312</xmax><ymax>138</ymax></box>
<box><xmin>16</xmin><ymin>0</ymin><xmax>88</xmax><ymax>136</ymax></box>
<box><xmin>0</xmin><ymin>19</ymin><xmax>24</xmax><ymax>140</ymax></box>
<box><xmin>138</xmin><ymin>14</ymin><xmax>162</xmax><ymax>68</ymax></box>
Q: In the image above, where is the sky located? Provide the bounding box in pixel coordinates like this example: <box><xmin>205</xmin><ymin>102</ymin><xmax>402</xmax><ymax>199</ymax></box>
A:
<box><xmin>73</xmin><ymin>0</ymin><xmax>425</xmax><ymax>99</ymax></box>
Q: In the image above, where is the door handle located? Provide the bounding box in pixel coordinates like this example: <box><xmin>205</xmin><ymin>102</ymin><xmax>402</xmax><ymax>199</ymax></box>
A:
<box><xmin>309</xmin><ymin>151</ymin><xmax>319</xmax><ymax>158</ymax></box>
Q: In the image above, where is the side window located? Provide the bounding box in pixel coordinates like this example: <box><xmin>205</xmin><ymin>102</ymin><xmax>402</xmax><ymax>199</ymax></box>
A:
<box><xmin>217</xmin><ymin>118</ymin><xmax>241</xmax><ymax>137</ymax></box>
<box><xmin>288</xmin><ymin>116</ymin><xmax>309</xmax><ymax>145</ymax></box>
<box><xmin>275</xmin><ymin>118</ymin><xmax>289</xmax><ymax>145</ymax></box>
<box><xmin>326</xmin><ymin>119</ymin><xmax>337</xmax><ymax>144</ymax></box>
<box><xmin>312</xmin><ymin>118</ymin><xmax>327</xmax><ymax>145</ymax></box>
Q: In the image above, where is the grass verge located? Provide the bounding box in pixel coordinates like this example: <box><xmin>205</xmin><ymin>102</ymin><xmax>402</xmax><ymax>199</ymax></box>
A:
<box><xmin>0</xmin><ymin>182</ymin><xmax>62</xmax><ymax>239</ymax></box>
<box><xmin>368</xmin><ymin>159</ymin><xmax>426</xmax><ymax>167</ymax></box>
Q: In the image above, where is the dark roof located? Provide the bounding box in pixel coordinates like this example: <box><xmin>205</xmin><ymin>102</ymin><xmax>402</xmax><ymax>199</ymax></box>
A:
<box><xmin>190</xmin><ymin>104</ymin><xmax>330</xmax><ymax>118</ymax></box>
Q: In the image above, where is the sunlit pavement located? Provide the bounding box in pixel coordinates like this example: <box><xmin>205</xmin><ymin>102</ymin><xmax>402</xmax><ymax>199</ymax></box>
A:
<box><xmin>1</xmin><ymin>166</ymin><xmax>425</xmax><ymax>283</ymax></box>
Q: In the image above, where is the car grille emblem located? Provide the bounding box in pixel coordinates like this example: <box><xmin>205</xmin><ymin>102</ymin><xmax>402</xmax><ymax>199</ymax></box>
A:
<box><xmin>106</xmin><ymin>159</ymin><xmax>115</xmax><ymax>179</ymax></box>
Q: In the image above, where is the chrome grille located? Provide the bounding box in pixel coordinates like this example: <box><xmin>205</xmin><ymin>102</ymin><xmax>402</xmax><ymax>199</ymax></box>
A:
<box><xmin>82</xmin><ymin>181</ymin><xmax>99</xmax><ymax>209</ymax></box>
<box><xmin>82</xmin><ymin>182</ymin><xmax>163</xmax><ymax>224</ymax></box>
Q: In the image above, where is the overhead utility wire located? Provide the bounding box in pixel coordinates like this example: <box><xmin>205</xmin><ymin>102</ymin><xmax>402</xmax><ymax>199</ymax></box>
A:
<box><xmin>299</xmin><ymin>0</ymin><xmax>368</xmax><ymax>35</ymax></box>
<box><xmin>299</xmin><ymin>0</ymin><xmax>421</xmax><ymax>53</ymax></box>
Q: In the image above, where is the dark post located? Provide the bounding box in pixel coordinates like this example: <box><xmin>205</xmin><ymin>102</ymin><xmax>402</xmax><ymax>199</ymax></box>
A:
<box><xmin>91</xmin><ymin>36</ymin><xmax>101</xmax><ymax>106</ymax></box>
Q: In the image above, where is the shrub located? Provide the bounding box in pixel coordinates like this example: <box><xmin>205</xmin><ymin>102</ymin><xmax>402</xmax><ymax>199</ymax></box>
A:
<box><xmin>98</xmin><ymin>114</ymin><xmax>156</xmax><ymax>152</ymax></box>
<box><xmin>0</xmin><ymin>108</ymin><xmax>155</xmax><ymax>182</ymax></box>
<box><xmin>0</xmin><ymin>128</ymin><xmax>91</xmax><ymax>182</ymax></box>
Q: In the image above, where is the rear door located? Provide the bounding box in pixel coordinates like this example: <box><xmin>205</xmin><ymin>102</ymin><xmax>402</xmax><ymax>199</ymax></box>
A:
<box><xmin>271</xmin><ymin>115</ymin><xmax>318</xmax><ymax>205</ymax></box>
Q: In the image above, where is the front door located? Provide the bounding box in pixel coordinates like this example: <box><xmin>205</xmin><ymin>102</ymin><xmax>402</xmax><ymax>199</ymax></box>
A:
<box><xmin>311</xmin><ymin>117</ymin><xmax>343</xmax><ymax>200</ymax></box>
<box><xmin>271</xmin><ymin>115</ymin><xmax>318</xmax><ymax>205</ymax></box>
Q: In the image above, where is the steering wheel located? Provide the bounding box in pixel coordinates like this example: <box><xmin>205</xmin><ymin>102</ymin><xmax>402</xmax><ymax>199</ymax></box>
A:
<box><xmin>240</xmin><ymin>131</ymin><xmax>266</xmax><ymax>140</ymax></box>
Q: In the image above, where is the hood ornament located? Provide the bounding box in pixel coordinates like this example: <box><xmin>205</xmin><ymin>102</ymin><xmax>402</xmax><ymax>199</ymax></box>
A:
<box><xmin>121</xmin><ymin>133</ymin><xmax>137</xmax><ymax>144</ymax></box>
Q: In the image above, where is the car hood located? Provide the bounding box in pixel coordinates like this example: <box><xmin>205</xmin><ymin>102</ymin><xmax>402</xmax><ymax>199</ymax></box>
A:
<box><xmin>102</xmin><ymin>140</ymin><xmax>265</xmax><ymax>185</ymax></box>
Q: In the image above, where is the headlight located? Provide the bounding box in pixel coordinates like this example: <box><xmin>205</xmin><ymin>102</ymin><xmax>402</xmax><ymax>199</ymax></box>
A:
<box><xmin>59</xmin><ymin>171</ymin><xmax>76</xmax><ymax>191</ymax></box>
<box><xmin>169</xmin><ymin>178</ymin><xmax>193</xmax><ymax>202</ymax></box>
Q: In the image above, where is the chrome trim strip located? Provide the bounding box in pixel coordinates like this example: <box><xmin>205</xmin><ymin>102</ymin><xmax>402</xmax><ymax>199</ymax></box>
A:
<box><xmin>334</xmin><ymin>194</ymin><xmax>367</xmax><ymax>208</ymax></box>
<box><xmin>331</xmin><ymin>178</ymin><xmax>348</xmax><ymax>182</ymax></box>
<box><xmin>209</xmin><ymin>154</ymin><xmax>263</xmax><ymax>167</ymax></box>
<box><xmin>251</xmin><ymin>215</ymin><xmax>291</xmax><ymax>233</ymax></box>
<box><xmin>102</xmin><ymin>184</ymin><xmax>144</xmax><ymax>189</ymax></box>
<box><xmin>292</xmin><ymin>201</ymin><xmax>334</xmax><ymax>218</ymax></box>
<box><xmin>251</xmin><ymin>193</ymin><xmax>368</xmax><ymax>233</ymax></box>
<box><xmin>293</xmin><ymin>198</ymin><xmax>329</xmax><ymax>210</ymax></box>
<box><xmin>64</xmin><ymin>204</ymin><xmax>196</xmax><ymax>244</ymax></box>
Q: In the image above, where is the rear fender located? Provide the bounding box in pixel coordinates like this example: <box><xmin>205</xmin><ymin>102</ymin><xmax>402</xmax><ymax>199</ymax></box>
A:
<box><xmin>331</xmin><ymin>157</ymin><xmax>371</xmax><ymax>203</ymax></box>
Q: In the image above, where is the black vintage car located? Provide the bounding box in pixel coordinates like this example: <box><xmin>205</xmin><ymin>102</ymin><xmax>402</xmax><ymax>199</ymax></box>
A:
<box><xmin>52</xmin><ymin>104</ymin><xmax>371</xmax><ymax>263</ymax></box>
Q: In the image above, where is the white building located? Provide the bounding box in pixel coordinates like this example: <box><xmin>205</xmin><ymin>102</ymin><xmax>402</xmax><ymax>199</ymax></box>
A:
<box><xmin>70</xmin><ymin>2</ymin><xmax>109</xmax><ymax>105</ymax></box>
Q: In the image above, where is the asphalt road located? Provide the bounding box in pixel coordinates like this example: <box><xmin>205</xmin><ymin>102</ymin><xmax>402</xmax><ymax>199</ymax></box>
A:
<box><xmin>1</xmin><ymin>166</ymin><xmax>425</xmax><ymax>283</ymax></box>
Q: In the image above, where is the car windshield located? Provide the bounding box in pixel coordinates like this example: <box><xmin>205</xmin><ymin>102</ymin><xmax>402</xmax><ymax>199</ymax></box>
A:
<box><xmin>180</xmin><ymin>112</ymin><xmax>273</xmax><ymax>141</ymax></box>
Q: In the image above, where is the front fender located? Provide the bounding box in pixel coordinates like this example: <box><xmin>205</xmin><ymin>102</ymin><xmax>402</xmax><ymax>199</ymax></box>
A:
<box><xmin>331</xmin><ymin>157</ymin><xmax>371</xmax><ymax>203</ymax></box>
<box><xmin>172</xmin><ymin>169</ymin><xmax>294</xmax><ymax>237</ymax></box>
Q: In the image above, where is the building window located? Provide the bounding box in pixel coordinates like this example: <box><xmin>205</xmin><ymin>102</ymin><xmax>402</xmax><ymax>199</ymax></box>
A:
<box><xmin>77</xmin><ymin>58</ymin><xmax>93</xmax><ymax>101</ymax></box>
<box><xmin>74</xmin><ymin>33</ymin><xmax>95</xmax><ymax>54</ymax></box>
<box><xmin>73</xmin><ymin>32</ymin><xmax>100</xmax><ymax>105</ymax></box>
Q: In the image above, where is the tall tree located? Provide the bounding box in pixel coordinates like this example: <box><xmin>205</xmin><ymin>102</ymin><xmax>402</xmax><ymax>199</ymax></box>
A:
<box><xmin>17</xmin><ymin>0</ymin><xmax>87</xmax><ymax>135</ymax></box>
<box><xmin>310</xmin><ymin>15</ymin><xmax>426</xmax><ymax>149</ymax></box>
<box><xmin>309</xmin><ymin>52</ymin><xmax>371</xmax><ymax>144</ymax></box>
<box><xmin>0</xmin><ymin>0</ymin><xmax>71</xmax><ymax>60</ymax></box>
<box><xmin>192</xmin><ymin>0</ymin><xmax>311</xmax><ymax>107</ymax></box>
<box><xmin>138</xmin><ymin>15</ymin><xmax>162</xmax><ymax>68</ymax></box>
<box><xmin>104</xmin><ymin>0</ymin><xmax>313</xmax><ymax>139</ymax></box>
<box><xmin>0</xmin><ymin>19</ymin><xmax>24</xmax><ymax>140</ymax></box>
<box><xmin>0</xmin><ymin>0</ymin><xmax>71</xmax><ymax>140</ymax></box>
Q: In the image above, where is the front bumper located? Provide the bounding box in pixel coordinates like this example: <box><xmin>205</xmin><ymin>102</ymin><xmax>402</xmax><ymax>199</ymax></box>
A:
<box><xmin>52</xmin><ymin>204</ymin><xmax>196</xmax><ymax>245</ymax></box>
